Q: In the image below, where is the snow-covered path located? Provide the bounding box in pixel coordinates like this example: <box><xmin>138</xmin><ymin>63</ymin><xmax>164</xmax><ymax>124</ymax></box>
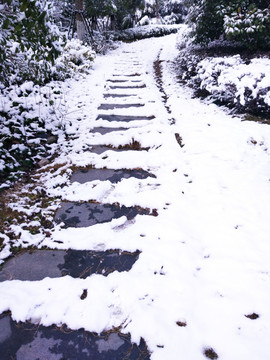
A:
<box><xmin>1</xmin><ymin>32</ymin><xmax>270</xmax><ymax>359</ymax></box>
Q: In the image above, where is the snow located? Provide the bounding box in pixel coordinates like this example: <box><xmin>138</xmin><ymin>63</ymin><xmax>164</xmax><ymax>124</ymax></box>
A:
<box><xmin>197</xmin><ymin>56</ymin><xmax>270</xmax><ymax>106</ymax></box>
<box><xmin>1</xmin><ymin>27</ymin><xmax>270</xmax><ymax>359</ymax></box>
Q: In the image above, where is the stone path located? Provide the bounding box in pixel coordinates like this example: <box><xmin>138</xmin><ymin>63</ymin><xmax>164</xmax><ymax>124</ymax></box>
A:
<box><xmin>0</xmin><ymin>49</ymin><xmax>163</xmax><ymax>359</ymax></box>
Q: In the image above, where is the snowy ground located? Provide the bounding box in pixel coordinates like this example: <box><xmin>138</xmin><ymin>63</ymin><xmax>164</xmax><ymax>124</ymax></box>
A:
<box><xmin>1</xmin><ymin>28</ymin><xmax>270</xmax><ymax>359</ymax></box>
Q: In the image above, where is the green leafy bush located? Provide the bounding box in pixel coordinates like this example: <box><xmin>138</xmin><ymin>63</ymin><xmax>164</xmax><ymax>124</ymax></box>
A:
<box><xmin>0</xmin><ymin>0</ymin><xmax>62</xmax><ymax>87</ymax></box>
<box><xmin>186</xmin><ymin>0</ymin><xmax>270</xmax><ymax>50</ymax></box>
<box><xmin>223</xmin><ymin>3</ymin><xmax>270</xmax><ymax>49</ymax></box>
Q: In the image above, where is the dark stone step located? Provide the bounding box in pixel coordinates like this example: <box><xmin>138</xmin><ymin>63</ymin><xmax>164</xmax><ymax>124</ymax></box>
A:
<box><xmin>96</xmin><ymin>114</ymin><xmax>155</xmax><ymax>122</ymax></box>
<box><xmin>106</xmin><ymin>79</ymin><xmax>128</xmax><ymax>83</ymax></box>
<box><xmin>89</xmin><ymin>145</ymin><xmax>148</xmax><ymax>155</ymax></box>
<box><xmin>107</xmin><ymin>80</ymin><xmax>142</xmax><ymax>83</ymax></box>
<box><xmin>98</xmin><ymin>103</ymin><xmax>144</xmax><ymax>110</ymax></box>
<box><xmin>55</xmin><ymin>202</ymin><xmax>151</xmax><ymax>228</ymax></box>
<box><xmin>91</xmin><ymin>127</ymin><xmax>128</xmax><ymax>135</ymax></box>
<box><xmin>59</xmin><ymin>249</ymin><xmax>140</xmax><ymax>278</ymax></box>
<box><xmin>0</xmin><ymin>314</ymin><xmax>150</xmax><ymax>360</ymax></box>
<box><xmin>112</xmin><ymin>73</ymin><xmax>142</xmax><ymax>77</ymax></box>
<box><xmin>109</xmin><ymin>84</ymin><xmax>146</xmax><ymax>89</ymax></box>
<box><xmin>89</xmin><ymin>145</ymin><xmax>120</xmax><ymax>154</ymax></box>
<box><xmin>103</xmin><ymin>93</ymin><xmax>137</xmax><ymax>98</ymax></box>
<box><xmin>71</xmin><ymin>168</ymin><xmax>155</xmax><ymax>184</ymax></box>
<box><xmin>0</xmin><ymin>249</ymin><xmax>140</xmax><ymax>281</ymax></box>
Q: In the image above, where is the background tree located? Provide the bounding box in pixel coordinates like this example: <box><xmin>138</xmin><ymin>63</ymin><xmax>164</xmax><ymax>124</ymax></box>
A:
<box><xmin>144</xmin><ymin>0</ymin><xmax>164</xmax><ymax>21</ymax></box>
<box><xmin>160</xmin><ymin>0</ymin><xmax>187</xmax><ymax>23</ymax></box>
<box><xmin>113</xmin><ymin>0</ymin><xmax>145</xmax><ymax>29</ymax></box>
<box><xmin>75</xmin><ymin>0</ymin><xmax>85</xmax><ymax>40</ymax></box>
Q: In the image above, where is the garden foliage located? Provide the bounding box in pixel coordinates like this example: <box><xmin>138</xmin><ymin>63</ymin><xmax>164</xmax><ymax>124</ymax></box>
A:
<box><xmin>0</xmin><ymin>0</ymin><xmax>62</xmax><ymax>87</ymax></box>
<box><xmin>186</xmin><ymin>0</ymin><xmax>270</xmax><ymax>49</ymax></box>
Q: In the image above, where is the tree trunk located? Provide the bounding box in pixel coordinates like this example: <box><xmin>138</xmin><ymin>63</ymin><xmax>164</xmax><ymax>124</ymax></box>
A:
<box><xmin>155</xmin><ymin>0</ymin><xmax>163</xmax><ymax>24</ymax></box>
<box><xmin>75</xmin><ymin>0</ymin><xmax>85</xmax><ymax>41</ymax></box>
<box><xmin>155</xmin><ymin>0</ymin><xmax>160</xmax><ymax>19</ymax></box>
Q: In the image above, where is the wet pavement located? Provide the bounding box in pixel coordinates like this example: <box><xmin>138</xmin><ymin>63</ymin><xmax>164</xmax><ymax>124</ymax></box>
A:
<box><xmin>0</xmin><ymin>56</ymin><xmax>155</xmax><ymax>359</ymax></box>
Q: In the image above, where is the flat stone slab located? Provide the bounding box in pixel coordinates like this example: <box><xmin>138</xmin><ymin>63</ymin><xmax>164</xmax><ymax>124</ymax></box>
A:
<box><xmin>55</xmin><ymin>202</ymin><xmax>151</xmax><ymax>228</ymax></box>
<box><xmin>90</xmin><ymin>127</ymin><xmax>128</xmax><ymax>135</ymax></box>
<box><xmin>90</xmin><ymin>145</ymin><xmax>113</xmax><ymax>154</ymax></box>
<box><xmin>0</xmin><ymin>314</ymin><xmax>150</xmax><ymax>360</ymax></box>
<box><xmin>0</xmin><ymin>249</ymin><xmax>140</xmax><ymax>281</ymax></box>
<box><xmin>98</xmin><ymin>103</ymin><xmax>144</xmax><ymax>110</ymax></box>
<box><xmin>103</xmin><ymin>94</ymin><xmax>136</xmax><ymax>98</ymax></box>
<box><xmin>71</xmin><ymin>168</ymin><xmax>155</xmax><ymax>184</ymax></box>
<box><xmin>106</xmin><ymin>79</ymin><xmax>128</xmax><ymax>83</ymax></box>
<box><xmin>107</xmin><ymin>79</ymin><xmax>142</xmax><ymax>83</ymax></box>
<box><xmin>112</xmin><ymin>73</ymin><xmax>142</xmax><ymax>77</ymax></box>
<box><xmin>89</xmin><ymin>145</ymin><xmax>126</xmax><ymax>154</ymax></box>
<box><xmin>0</xmin><ymin>250</ymin><xmax>65</xmax><ymax>281</ymax></box>
<box><xmin>59</xmin><ymin>249</ymin><xmax>140</xmax><ymax>278</ymax></box>
<box><xmin>109</xmin><ymin>84</ymin><xmax>146</xmax><ymax>89</ymax></box>
<box><xmin>96</xmin><ymin>114</ymin><xmax>155</xmax><ymax>122</ymax></box>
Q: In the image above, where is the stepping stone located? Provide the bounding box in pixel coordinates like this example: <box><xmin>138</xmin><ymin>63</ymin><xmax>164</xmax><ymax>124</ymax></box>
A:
<box><xmin>107</xmin><ymin>80</ymin><xmax>142</xmax><ymax>83</ymax></box>
<box><xmin>103</xmin><ymin>93</ymin><xmax>136</xmax><ymax>98</ymax></box>
<box><xmin>109</xmin><ymin>84</ymin><xmax>146</xmax><ymax>89</ymax></box>
<box><xmin>90</xmin><ymin>127</ymin><xmax>128</xmax><ymax>135</ymax></box>
<box><xmin>0</xmin><ymin>314</ymin><xmax>150</xmax><ymax>360</ymax></box>
<box><xmin>71</xmin><ymin>168</ymin><xmax>156</xmax><ymax>184</ymax></box>
<box><xmin>0</xmin><ymin>250</ymin><xmax>65</xmax><ymax>281</ymax></box>
<box><xmin>98</xmin><ymin>104</ymin><xmax>144</xmax><ymax>110</ymax></box>
<box><xmin>0</xmin><ymin>249</ymin><xmax>140</xmax><ymax>281</ymax></box>
<box><xmin>59</xmin><ymin>249</ymin><xmax>140</xmax><ymax>278</ymax></box>
<box><xmin>112</xmin><ymin>73</ymin><xmax>142</xmax><ymax>77</ymax></box>
<box><xmin>96</xmin><ymin>114</ymin><xmax>155</xmax><ymax>122</ymax></box>
<box><xmin>90</xmin><ymin>145</ymin><xmax>114</xmax><ymax>154</ymax></box>
<box><xmin>55</xmin><ymin>202</ymin><xmax>151</xmax><ymax>228</ymax></box>
<box><xmin>107</xmin><ymin>79</ymin><xmax>128</xmax><ymax>83</ymax></box>
<box><xmin>89</xmin><ymin>145</ymin><xmax>126</xmax><ymax>154</ymax></box>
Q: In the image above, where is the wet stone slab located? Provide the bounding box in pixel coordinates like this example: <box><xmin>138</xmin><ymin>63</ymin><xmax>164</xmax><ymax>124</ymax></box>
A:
<box><xmin>109</xmin><ymin>84</ymin><xmax>146</xmax><ymax>89</ymax></box>
<box><xmin>96</xmin><ymin>114</ymin><xmax>155</xmax><ymax>122</ymax></box>
<box><xmin>90</xmin><ymin>127</ymin><xmax>128</xmax><ymax>135</ymax></box>
<box><xmin>0</xmin><ymin>250</ymin><xmax>65</xmax><ymax>281</ymax></box>
<box><xmin>107</xmin><ymin>79</ymin><xmax>142</xmax><ymax>83</ymax></box>
<box><xmin>112</xmin><ymin>73</ymin><xmax>142</xmax><ymax>77</ymax></box>
<box><xmin>55</xmin><ymin>202</ymin><xmax>151</xmax><ymax>228</ymax></box>
<box><xmin>98</xmin><ymin>103</ymin><xmax>144</xmax><ymax>110</ymax></box>
<box><xmin>59</xmin><ymin>249</ymin><xmax>140</xmax><ymax>278</ymax></box>
<box><xmin>103</xmin><ymin>94</ymin><xmax>137</xmax><ymax>98</ymax></box>
<box><xmin>0</xmin><ymin>249</ymin><xmax>140</xmax><ymax>281</ymax></box>
<box><xmin>71</xmin><ymin>168</ymin><xmax>156</xmax><ymax>184</ymax></box>
<box><xmin>89</xmin><ymin>145</ymin><xmax>127</xmax><ymax>154</ymax></box>
<box><xmin>0</xmin><ymin>314</ymin><xmax>150</xmax><ymax>360</ymax></box>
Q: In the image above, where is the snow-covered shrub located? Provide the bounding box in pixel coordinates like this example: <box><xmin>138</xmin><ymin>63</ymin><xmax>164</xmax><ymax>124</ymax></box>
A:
<box><xmin>136</xmin><ymin>15</ymin><xmax>150</xmax><ymax>26</ymax></box>
<box><xmin>0</xmin><ymin>80</ymin><xmax>69</xmax><ymax>188</ymax></box>
<box><xmin>53</xmin><ymin>39</ymin><xmax>96</xmax><ymax>80</ymax></box>
<box><xmin>114</xmin><ymin>24</ymin><xmax>180</xmax><ymax>41</ymax></box>
<box><xmin>176</xmin><ymin>49</ymin><xmax>270</xmax><ymax>117</ymax></box>
<box><xmin>223</xmin><ymin>5</ymin><xmax>270</xmax><ymax>49</ymax></box>
<box><xmin>186</xmin><ymin>0</ymin><xmax>270</xmax><ymax>50</ymax></box>
<box><xmin>0</xmin><ymin>0</ymin><xmax>62</xmax><ymax>87</ymax></box>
